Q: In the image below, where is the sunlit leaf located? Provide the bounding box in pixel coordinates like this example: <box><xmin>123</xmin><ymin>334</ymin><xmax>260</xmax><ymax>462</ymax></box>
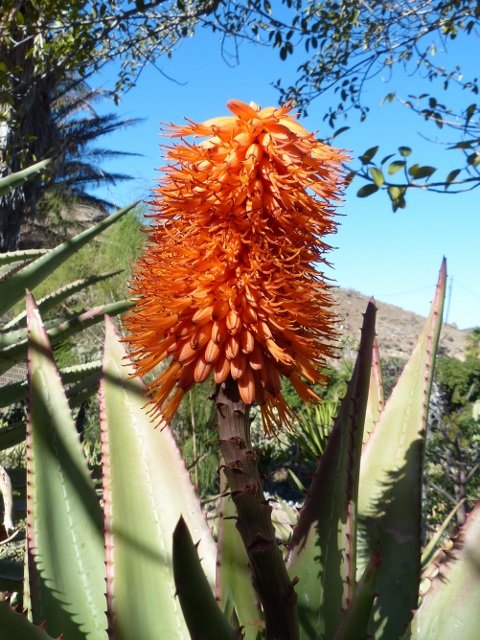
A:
<box><xmin>369</xmin><ymin>167</ymin><xmax>384</xmax><ymax>187</ymax></box>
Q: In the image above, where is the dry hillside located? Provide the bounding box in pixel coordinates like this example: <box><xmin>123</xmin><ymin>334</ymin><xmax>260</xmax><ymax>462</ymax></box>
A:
<box><xmin>333</xmin><ymin>287</ymin><xmax>467</xmax><ymax>361</ymax></box>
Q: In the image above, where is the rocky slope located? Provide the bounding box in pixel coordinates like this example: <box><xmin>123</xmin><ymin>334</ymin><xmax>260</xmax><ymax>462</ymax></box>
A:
<box><xmin>333</xmin><ymin>287</ymin><xmax>467</xmax><ymax>361</ymax></box>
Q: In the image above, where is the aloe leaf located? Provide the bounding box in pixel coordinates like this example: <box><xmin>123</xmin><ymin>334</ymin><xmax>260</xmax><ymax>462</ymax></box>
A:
<box><xmin>334</xmin><ymin>552</ymin><xmax>380</xmax><ymax>640</ymax></box>
<box><xmin>358</xmin><ymin>259</ymin><xmax>446</xmax><ymax>639</ymax></box>
<box><xmin>173</xmin><ymin>517</ymin><xmax>239</xmax><ymax>639</ymax></box>
<box><xmin>0</xmin><ymin>600</ymin><xmax>57</xmax><ymax>640</ymax></box>
<box><xmin>0</xmin><ymin>366</ymin><xmax>101</xmax><ymax>452</ymax></box>
<box><xmin>217</xmin><ymin>472</ymin><xmax>262</xmax><ymax>639</ymax></box>
<box><xmin>287</xmin><ymin>302</ymin><xmax>376</xmax><ymax>639</ymax></box>
<box><xmin>0</xmin><ymin>159</ymin><xmax>51</xmax><ymax>197</ymax></box>
<box><xmin>100</xmin><ymin>316</ymin><xmax>216</xmax><ymax>640</ymax></box>
<box><xmin>0</xmin><ymin>249</ymin><xmax>48</xmax><ymax>267</ymax></box>
<box><xmin>421</xmin><ymin>498</ymin><xmax>466</xmax><ymax>570</ymax></box>
<box><xmin>0</xmin><ymin>201</ymin><xmax>137</xmax><ymax>316</ymax></box>
<box><xmin>26</xmin><ymin>293</ymin><xmax>107</xmax><ymax>639</ymax></box>
<box><xmin>0</xmin><ymin>298</ymin><xmax>131</xmax><ymax>375</ymax></box>
<box><xmin>4</xmin><ymin>271</ymin><xmax>122</xmax><ymax>330</ymax></box>
<box><xmin>407</xmin><ymin>502</ymin><xmax>480</xmax><ymax>640</ymax></box>
<box><xmin>363</xmin><ymin>336</ymin><xmax>384</xmax><ymax>444</ymax></box>
<box><xmin>0</xmin><ymin>361</ymin><xmax>102</xmax><ymax>408</ymax></box>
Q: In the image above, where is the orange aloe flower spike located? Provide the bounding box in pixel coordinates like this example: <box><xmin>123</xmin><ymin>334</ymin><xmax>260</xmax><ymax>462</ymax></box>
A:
<box><xmin>125</xmin><ymin>99</ymin><xmax>347</xmax><ymax>431</ymax></box>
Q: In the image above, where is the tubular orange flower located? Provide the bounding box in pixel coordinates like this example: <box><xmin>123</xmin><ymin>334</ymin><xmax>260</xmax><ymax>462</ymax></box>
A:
<box><xmin>125</xmin><ymin>99</ymin><xmax>348</xmax><ymax>432</ymax></box>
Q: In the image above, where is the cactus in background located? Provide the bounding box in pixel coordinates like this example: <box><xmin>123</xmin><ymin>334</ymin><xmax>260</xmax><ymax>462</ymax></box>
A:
<box><xmin>0</xmin><ymin>260</ymin><xmax>478</xmax><ymax>639</ymax></box>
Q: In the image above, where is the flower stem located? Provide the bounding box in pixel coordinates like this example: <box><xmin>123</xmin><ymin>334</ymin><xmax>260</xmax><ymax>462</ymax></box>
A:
<box><xmin>216</xmin><ymin>377</ymin><xmax>299</xmax><ymax>640</ymax></box>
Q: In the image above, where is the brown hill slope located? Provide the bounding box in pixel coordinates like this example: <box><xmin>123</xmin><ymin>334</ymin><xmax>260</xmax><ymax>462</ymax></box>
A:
<box><xmin>333</xmin><ymin>287</ymin><xmax>467</xmax><ymax>361</ymax></box>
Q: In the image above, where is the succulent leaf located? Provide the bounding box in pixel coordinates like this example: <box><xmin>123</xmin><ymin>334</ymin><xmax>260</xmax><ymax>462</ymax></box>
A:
<box><xmin>363</xmin><ymin>336</ymin><xmax>384</xmax><ymax>444</ymax></box>
<box><xmin>287</xmin><ymin>301</ymin><xmax>376</xmax><ymax>639</ymax></box>
<box><xmin>421</xmin><ymin>499</ymin><xmax>467</xmax><ymax>570</ymax></box>
<box><xmin>407</xmin><ymin>502</ymin><xmax>480</xmax><ymax>640</ymax></box>
<box><xmin>334</xmin><ymin>552</ymin><xmax>380</xmax><ymax>640</ymax></box>
<box><xmin>0</xmin><ymin>159</ymin><xmax>51</xmax><ymax>197</ymax></box>
<box><xmin>173</xmin><ymin>517</ymin><xmax>239</xmax><ymax>640</ymax></box>
<box><xmin>100</xmin><ymin>316</ymin><xmax>216</xmax><ymax>640</ymax></box>
<box><xmin>26</xmin><ymin>293</ymin><xmax>107</xmax><ymax>639</ymax></box>
<box><xmin>0</xmin><ymin>361</ymin><xmax>102</xmax><ymax>408</ymax></box>
<box><xmin>0</xmin><ymin>248</ymin><xmax>48</xmax><ymax>267</ymax></box>
<box><xmin>357</xmin><ymin>259</ymin><xmax>446</xmax><ymax>638</ymax></box>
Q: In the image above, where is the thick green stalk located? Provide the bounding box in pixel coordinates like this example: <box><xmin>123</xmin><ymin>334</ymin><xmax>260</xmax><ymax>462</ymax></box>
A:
<box><xmin>216</xmin><ymin>377</ymin><xmax>299</xmax><ymax>640</ymax></box>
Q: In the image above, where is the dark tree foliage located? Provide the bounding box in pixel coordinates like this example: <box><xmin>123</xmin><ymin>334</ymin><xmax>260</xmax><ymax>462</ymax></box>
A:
<box><xmin>2</xmin><ymin>0</ymin><xmax>479</xmax><ymax>251</ymax></box>
<box><xmin>426</xmin><ymin>350</ymin><xmax>480</xmax><ymax>527</ymax></box>
<box><xmin>201</xmin><ymin>1</ymin><xmax>480</xmax><ymax>209</ymax></box>
<box><xmin>0</xmin><ymin>0</ymin><xmax>215</xmax><ymax>250</ymax></box>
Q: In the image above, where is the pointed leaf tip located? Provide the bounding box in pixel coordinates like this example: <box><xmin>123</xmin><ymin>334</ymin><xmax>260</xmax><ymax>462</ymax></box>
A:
<box><xmin>173</xmin><ymin>517</ymin><xmax>238</xmax><ymax>639</ymax></box>
<box><xmin>101</xmin><ymin>323</ymin><xmax>216</xmax><ymax>639</ymax></box>
<box><xmin>26</xmin><ymin>300</ymin><xmax>106</xmax><ymax>639</ymax></box>
<box><xmin>358</xmin><ymin>264</ymin><xmax>446</xmax><ymax>638</ymax></box>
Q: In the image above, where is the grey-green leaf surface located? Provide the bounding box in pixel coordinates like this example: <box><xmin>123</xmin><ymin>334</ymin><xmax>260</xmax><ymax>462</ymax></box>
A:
<box><xmin>357</xmin><ymin>259</ymin><xmax>446</xmax><ymax>639</ymax></box>
<box><xmin>26</xmin><ymin>293</ymin><xmax>107</xmax><ymax>640</ymax></box>
<box><xmin>407</xmin><ymin>502</ymin><xmax>480</xmax><ymax>640</ymax></box>
<box><xmin>100</xmin><ymin>316</ymin><xmax>216</xmax><ymax>640</ymax></box>
<box><xmin>287</xmin><ymin>302</ymin><xmax>376</xmax><ymax>640</ymax></box>
<box><xmin>334</xmin><ymin>553</ymin><xmax>380</xmax><ymax>640</ymax></box>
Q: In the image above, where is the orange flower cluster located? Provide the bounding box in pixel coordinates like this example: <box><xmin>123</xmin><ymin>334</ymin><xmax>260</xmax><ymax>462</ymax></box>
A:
<box><xmin>126</xmin><ymin>100</ymin><xmax>347</xmax><ymax>432</ymax></box>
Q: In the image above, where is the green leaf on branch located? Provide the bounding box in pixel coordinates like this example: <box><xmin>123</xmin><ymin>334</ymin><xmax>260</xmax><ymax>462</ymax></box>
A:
<box><xmin>387</xmin><ymin>185</ymin><xmax>407</xmax><ymax>210</ymax></box>
<box><xmin>445</xmin><ymin>169</ymin><xmax>462</xmax><ymax>188</ymax></box>
<box><xmin>467</xmin><ymin>152</ymin><xmax>480</xmax><ymax>167</ymax></box>
<box><xmin>387</xmin><ymin>160</ymin><xmax>406</xmax><ymax>175</ymax></box>
<box><xmin>369</xmin><ymin>167</ymin><xmax>384</xmax><ymax>187</ymax></box>
<box><xmin>408</xmin><ymin>164</ymin><xmax>437</xmax><ymax>179</ymax></box>
<box><xmin>359</xmin><ymin>146</ymin><xmax>379</xmax><ymax>165</ymax></box>
<box><xmin>398</xmin><ymin>146</ymin><xmax>412</xmax><ymax>157</ymax></box>
<box><xmin>357</xmin><ymin>184</ymin><xmax>379</xmax><ymax>198</ymax></box>
<box><xmin>380</xmin><ymin>153</ymin><xmax>395</xmax><ymax>165</ymax></box>
<box><xmin>332</xmin><ymin>126</ymin><xmax>350</xmax><ymax>138</ymax></box>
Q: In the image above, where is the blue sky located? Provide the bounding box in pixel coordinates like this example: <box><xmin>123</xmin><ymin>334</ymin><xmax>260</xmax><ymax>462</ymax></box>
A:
<box><xmin>93</xmin><ymin>25</ymin><xmax>479</xmax><ymax>330</ymax></box>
